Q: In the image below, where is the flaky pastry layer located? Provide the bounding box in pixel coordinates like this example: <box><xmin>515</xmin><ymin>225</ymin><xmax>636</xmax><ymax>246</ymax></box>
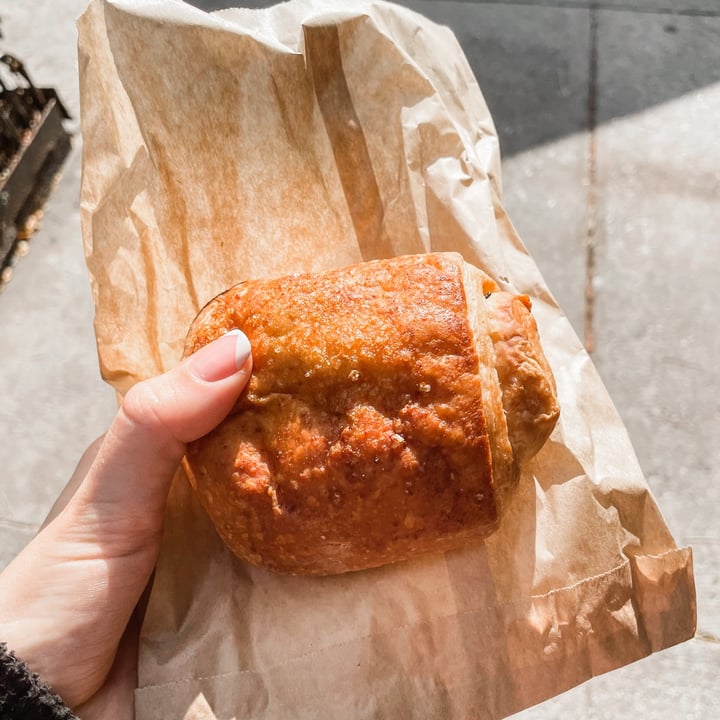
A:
<box><xmin>183</xmin><ymin>253</ymin><xmax>559</xmax><ymax>574</ymax></box>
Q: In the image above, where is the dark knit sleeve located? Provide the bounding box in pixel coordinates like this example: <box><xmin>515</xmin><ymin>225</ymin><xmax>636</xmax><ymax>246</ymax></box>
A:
<box><xmin>0</xmin><ymin>642</ymin><xmax>78</xmax><ymax>720</ymax></box>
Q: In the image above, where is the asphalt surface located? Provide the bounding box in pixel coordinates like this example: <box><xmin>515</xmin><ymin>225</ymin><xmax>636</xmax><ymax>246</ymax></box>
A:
<box><xmin>0</xmin><ymin>1</ymin><xmax>718</xmax><ymax>717</ymax></box>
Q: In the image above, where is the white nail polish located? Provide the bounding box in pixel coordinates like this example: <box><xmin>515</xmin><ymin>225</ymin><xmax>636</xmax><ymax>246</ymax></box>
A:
<box><xmin>231</xmin><ymin>329</ymin><xmax>252</xmax><ymax>369</ymax></box>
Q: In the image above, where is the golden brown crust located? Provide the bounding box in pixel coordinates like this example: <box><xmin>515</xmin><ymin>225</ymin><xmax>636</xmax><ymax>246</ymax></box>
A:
<box><xmin>463</xmin><ymin>264</ymin><xmax>518</xmax><ymax>506</ymax></box>
<box><xmin>485</xmin><ymin>292</ymin><xmax>561</xmax><ymax>465</ymax></box>
<box><xmin>183</xmin><ymin>253</ymin><xmax>558</xmax><ymax>575</ymax></box>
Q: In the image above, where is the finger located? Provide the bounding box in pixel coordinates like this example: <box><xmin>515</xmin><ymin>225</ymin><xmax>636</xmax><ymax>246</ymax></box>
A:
<box><xmin>68</xmin><ymin>330</ymin><xmax>252</xmax><ymax>531</ymax></box>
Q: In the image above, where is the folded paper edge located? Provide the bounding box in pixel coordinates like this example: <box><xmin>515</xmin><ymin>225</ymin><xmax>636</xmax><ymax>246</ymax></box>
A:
<box><xmin>629</xmin><ymin>545</ymin><xmax>697</xmax><ymax>653</ymax></box>
<box><xmin>134</xmin><ymin>546</ymin><xmax>696</xmax><ymax>719</ymax></box>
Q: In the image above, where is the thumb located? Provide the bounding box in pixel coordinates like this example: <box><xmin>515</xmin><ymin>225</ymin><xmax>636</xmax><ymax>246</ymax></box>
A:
<box><xmin>67</xmin><ymin>330</ymin><xmax>253</xmax><ymax>536</ymax></box>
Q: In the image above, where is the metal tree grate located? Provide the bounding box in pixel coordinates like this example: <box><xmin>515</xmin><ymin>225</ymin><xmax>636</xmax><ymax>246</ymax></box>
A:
<box><xmin>0</xmin><ymin>37</ymin><xmax>72</xmax><ymax>286</ymax></box>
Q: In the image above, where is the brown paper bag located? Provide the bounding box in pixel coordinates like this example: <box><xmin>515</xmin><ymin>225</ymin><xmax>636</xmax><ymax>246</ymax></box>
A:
<box><xmin>77</xmin><ymin>1</ymin><xmax>696</xmax><ymax>717</ymax></box>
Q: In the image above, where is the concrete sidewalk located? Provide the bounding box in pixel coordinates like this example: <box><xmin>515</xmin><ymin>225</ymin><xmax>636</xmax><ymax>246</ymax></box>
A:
<box><xmin>1</xmin><ymin>1</ymin><xmax>718</xmax><ymax>717</ymax></box>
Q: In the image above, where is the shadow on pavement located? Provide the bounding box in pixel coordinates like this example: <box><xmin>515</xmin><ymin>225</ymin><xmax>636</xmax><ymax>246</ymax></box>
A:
<box><xmin>187</xmin><ymin>0</ymin><xmax>720</xmax><ymax>158</ymax></box>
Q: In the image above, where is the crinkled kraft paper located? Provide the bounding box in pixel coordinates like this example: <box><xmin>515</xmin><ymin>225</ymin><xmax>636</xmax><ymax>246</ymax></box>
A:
<box><xmin>77</xmin><ymin>1</ymin><xmax>696</xmax><ymax>718</ymax></box>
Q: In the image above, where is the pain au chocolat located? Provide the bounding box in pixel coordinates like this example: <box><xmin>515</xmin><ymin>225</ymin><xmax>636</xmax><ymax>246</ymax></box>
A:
<box><xmin>182</xmin><ymin>252</ymin><xmax>559</xmax><ymax>575</ymax></box>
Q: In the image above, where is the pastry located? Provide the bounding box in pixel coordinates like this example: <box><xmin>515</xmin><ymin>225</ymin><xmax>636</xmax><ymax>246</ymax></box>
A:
<box><xmin>183</xmin><ymin>252</ymin><xmax>559</xmax><ymax>575</ymax></box>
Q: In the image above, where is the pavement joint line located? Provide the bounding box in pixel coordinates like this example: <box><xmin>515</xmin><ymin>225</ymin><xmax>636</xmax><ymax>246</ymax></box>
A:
<box><xmin>695</xmin><ymin>631</ymin><xmax>720</xmax><ymax>645</ymax></box>
<box><xmin>583</xmin><ymin>4</ymin><xmax>599</xmax><ymax>355</ymax></box>
<box><xmin>454</xmin><ymin>0</ymin><xmax>720</xmax><ymax>19</ymax></box>
<box><xmin>0</xmin><ymin>517</ymin><xmax>39</xmax><ymax>532</ymax></box>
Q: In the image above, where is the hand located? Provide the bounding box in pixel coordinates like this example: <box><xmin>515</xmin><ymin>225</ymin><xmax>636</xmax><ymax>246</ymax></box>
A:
<box><xmin>0</xmin><ymin>330</ymin><xmax>252</xmax><ymax>715</ymax></box>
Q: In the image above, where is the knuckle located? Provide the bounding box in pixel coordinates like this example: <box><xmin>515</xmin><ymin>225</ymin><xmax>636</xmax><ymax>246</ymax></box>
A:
<box><xmin>120</xmin><ymin>380</ymin><xmax>174</xmax><ymax>440</ymax></box>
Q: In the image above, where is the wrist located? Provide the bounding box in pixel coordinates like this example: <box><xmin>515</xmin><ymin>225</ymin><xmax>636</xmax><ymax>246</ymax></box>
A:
<box><xmin>0</xmin><ymin>641</ymin><xmax>78</xmax><ymax>719</ymax></box>
<box><xmin>0</xmin><ymin>524</ymin><xmax>113</xmax><ymax>708</ymax></box>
